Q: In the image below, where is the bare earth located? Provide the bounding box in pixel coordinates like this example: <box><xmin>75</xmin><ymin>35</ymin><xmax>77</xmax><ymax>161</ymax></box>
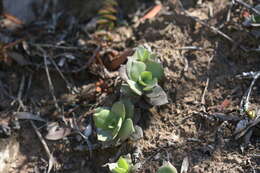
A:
<box><xmin>1</xmin><ymin>0</ymin><xmax>260</xmax><ymax>173</ymax></box>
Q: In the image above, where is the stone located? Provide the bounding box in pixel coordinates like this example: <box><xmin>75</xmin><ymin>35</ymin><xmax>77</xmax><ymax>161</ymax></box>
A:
<box><xmin>0</xmin><ymin>135</ymin><xmax>19</xmax><ymax>173</ymax></box>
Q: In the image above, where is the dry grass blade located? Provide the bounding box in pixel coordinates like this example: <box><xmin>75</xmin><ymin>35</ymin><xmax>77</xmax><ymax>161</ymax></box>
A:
<box><xmin>30</xmin><ymin>120</ymin><xmax>57</xmax><ymax>173</ymax></box>
<box><xmin>180</xmin><ymin>156</ymin><xmax>189</xmax><ymax>173</ymax></box>
<box><xmin>240</xmin><ymin>72</ymin><xmax>260</xmax><ymax>114</ymax></box>
<box><xmin>15</xmin><ymin>112</ymin><xmax>47</xmax><ymax>122</ymax></box>
<box><xmin>37</xmin><ymin>46</ymin><xmax>60</xmax><ymax>111</ymax></box>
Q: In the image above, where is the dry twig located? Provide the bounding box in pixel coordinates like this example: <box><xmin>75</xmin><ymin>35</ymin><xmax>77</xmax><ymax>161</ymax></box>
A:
<box><xmin>174</xmin><ymin>46</ymin><xmax>203</xmax><ymax>50</ymax></box>
<box><xmin>38</xmin><ymin>46</ymin><xmax>60</xmax><ymax>111</ymax></box>
<box><xmin>72</xmin><ymin>114</ymin><xmax>93</xmax><ymax>158</ymax></box>
<box><xmin>31</xmin><ymin>43</ymin><xmax>86</xmax><ymax>51</ymax></box>
<box><xmin>177</xmin><ymin>1</ymin><xmax>234</xmax><ymax>43</ymax></box>
<box><xmin>70</xmin><ymin>46</ymin><xmax>100</xmax><ymax>73</ymax></box>
<box><xmin>234</xmin><ymin>0</ymin><xmax>260</xmax><ymax>15</ymax></box>
<box><xmin>239</xmin><ymin>71</ymin><xmax>260</xmax><ymax>114</ymax></box>
<box><xmin>11</xmin><ymin>75</ymin><xmax>26</xmax><ymax>111</ymax></box>
<box><xmin>46</xmin><ymin>54</ymin><xmax>76</xmax><ymax>92</ymax></box>
<box><xmin>201</xmin><ymin>78</ymin><xmax>209</xmax><ymax>106</ymax></box>
<box><xmin>30</xmin><ymin>121</ymin><xmax>57</xmax><ymax>173</ymax></box>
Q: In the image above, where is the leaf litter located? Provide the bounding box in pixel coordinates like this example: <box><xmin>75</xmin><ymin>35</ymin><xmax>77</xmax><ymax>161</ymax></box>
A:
<box><xmin>1</xmin><ymin>0</ymin><xmax>260</xmax><ymax>173</ymax></box>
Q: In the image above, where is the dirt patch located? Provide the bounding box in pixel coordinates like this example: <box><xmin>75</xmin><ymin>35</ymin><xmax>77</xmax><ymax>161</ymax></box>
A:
<box><xmin>0</xmin><ymin>0</ymin><xmax>260</xmax><ymax>173</ymax></box>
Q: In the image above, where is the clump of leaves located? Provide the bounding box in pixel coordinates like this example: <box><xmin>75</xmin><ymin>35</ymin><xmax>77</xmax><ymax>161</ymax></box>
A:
<box><xmin>120</xmin><ymin>46</ymin><xmax>168</xmax><ymax>106</ymax></box>
<box><xmin>93</xmin><ymin>100</ymin><xmax>135</xmax><ymax>142</ymax></box>
<box><xmin>97</xmin><ymin>0</ymin><xmax>118</xmax><ymax>30</ymax></box>
<box><xmin>157</xmin><ymin>162</ymin><xmax>178</xmax><ymax>173</ymax></box>
<box><xmin>108</xmin><ymin>155</ymin><xmax>133</xmax><ymax>173</ymax></box>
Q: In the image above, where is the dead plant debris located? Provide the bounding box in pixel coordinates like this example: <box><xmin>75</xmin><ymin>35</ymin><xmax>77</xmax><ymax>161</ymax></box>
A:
<box><xmin>1</xmin><ymin>0</ymin><xmax>260</xmax><ymax>173</ymax></box>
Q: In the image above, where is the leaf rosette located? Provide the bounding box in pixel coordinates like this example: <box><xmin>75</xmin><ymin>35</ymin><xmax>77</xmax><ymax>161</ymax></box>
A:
<box><xmin>108</xmin><ymin>155</ymin><xmax>133</xmax><ymax>173</ymax></box>
<box><xmin>93</xmin><ymin>100</ymin><xmax>135</xmax><ymax>142</ymax></box>
<box><xmin>120</xmin><ymin>46</ymin><xmax>168</xmax><ymax>106</ymax></box>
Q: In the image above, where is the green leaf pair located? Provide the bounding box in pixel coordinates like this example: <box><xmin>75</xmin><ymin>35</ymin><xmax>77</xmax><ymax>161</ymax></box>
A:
<box><xmin>93</xmin><ymin>100</ymin><xmax>135</xmax><ymax>142</ymax></box>
<box><xmin>108</xmin><ymin>156</ymin><xmax>133</xmax><ymax>173</ymax></box>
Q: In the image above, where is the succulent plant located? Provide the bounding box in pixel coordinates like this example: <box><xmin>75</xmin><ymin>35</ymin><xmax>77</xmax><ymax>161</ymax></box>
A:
<box><xmin>108</xmin><ymin>155</ymin><xmax>133</xmax><ymax>173</ymax></box>
<box><xmin>120</xmin><ymin>46</ymin><xmax>168</xmax><ymax>106</ymax></box>
<box><xmin>157</xmin><ymin>162</ymin><xmax>178</xmax><ymax>173</ymax></box>
<box><xmin>93</xmin><ymin>100</ymin><xmax>135</xmax><ymax>142</ymax></box>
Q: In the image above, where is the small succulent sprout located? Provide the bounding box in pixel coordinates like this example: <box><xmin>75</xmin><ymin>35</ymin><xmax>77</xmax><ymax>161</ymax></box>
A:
<box><xmin>157</xmin><ymin>161</ymin><xmax>178</xmax><ymax>173</ymax></box>
<box><xmin>133</xmin><ymin>46</ymin><xmax>156</xmax><ymax>62</ymax></box>
<box><xmin>120</xmin><ymin>46</ymin><xmax>168</xmax><ymax>106</ymax></box>
<box><xmin>138</xmin><ymin>71</ymin><xmax>158</xmax><ymax>91</ymax></box>
<box><xmin>93</xmin><ymin>100</ymin><xmax>135</xmax><ymax>142</ymax></box>
<box><xmin>108</xmin><ymin>155</ymin><xmax>133</xmax><ymax>173</ymax></box>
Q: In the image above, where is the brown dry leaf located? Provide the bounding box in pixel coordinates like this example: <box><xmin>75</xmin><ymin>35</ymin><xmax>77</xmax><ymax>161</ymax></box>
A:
<box><xmin>7</xmin><ymin>52</ymin><xmax>31</xmax><ymax>65</ymax></box>
<box><xmin>104</xmin><ymin>49</ymin><xmax>133</xmax><ymax>71</ymax></box>
<box><xmin>0</xmin><ymin>13</ymin><xmax>23</xmax><ymax>30</ymax></box>
<box><xmin>80</xmin><ymin>83</ymin><xmax>96</xmax><ymax>101</ymax></box>
<box><xmin>45</xmin><ymin>124</ymin><xmax>71</xmax><ymax>140</ymax></box>
<box><xmin>220</xmin><ymin>99</ymin><xmax>231</xmax><ymax>110</ymax></box>
<box><xmin>140</xmin><ymin>4</ymin><xmax>162</xmax><ymax>21</ymax></box>
<box><xmin>3</xmin><ymin>13</ymin><xmax>23</xmax><ymax>25</ymax></box>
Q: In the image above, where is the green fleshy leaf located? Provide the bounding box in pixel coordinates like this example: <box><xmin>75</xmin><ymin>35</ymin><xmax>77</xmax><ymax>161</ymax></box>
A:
<box><xmin>110</xmin><ymin>102</ymin><xmax>125</xmax><ymax>138</ymax></box>
<box><xmin>109</xmin><ymin>155</ymin><xmax>133</xmax><ymax>173</ymax></box>
<box><xmin>96</xmin><ymin>128</ymin><xmax>114</xmax><ymax>141</ymax></box>
<box><xmin>133</xmin><ymin>46</ymin><xmax>151</xmax><ymax>62</ymax></box>
<box><xmin>119</xmin><ymin>65</ymin><xmax>129</xmax><ymax>82</ymax></box>
<box><xmin>146</xmin><ymin>85</ymin><xmax>165</xmax><ymax>98</ymax></box>
<box><xmin>117</xmin><ymin>157</ymin><xmax>129</xmax><ymax>171</ymax></box>
<box><xmin>145</xmin><ymin>85</ymin><xmax>168</xmax><ymax>106</ymax></box>
<box><xmin>138</xmin><ymin>71</ymin><xmax>153</xmax><ymax>86</ymax></box>
<box><xmin>146</xmin><ymin>60</ymin><xmax>164</xmax><ymax>80</ymax></box>
<box><xmin>143</xmin><ymin>78</ymin><xmax>158</xmax><ymax>91</ymax></box>
<box><xmin>93</xmin><ymin>108</ymin><xmax>111</xmax><ymax>130</ymax></box>
<box><xmin>128</xmin><ymin>60</ymin><xmax>146</xmax><ymax>82</ymax></box>
<box><xmin>126</xmin><ymin>59</ymin><xmax>133</xmax><ymax>81</ymax></box>
<box><xmin>120</xmin><ymin>84</ymin><xmax>140</xmax><ymax>98</ymax></box>
<box><xmin>106</xmin><ymin>113</ymin><xmax>121</xmax><ymax>129</ymax></box>
<box><xmin>252</xmin><ymin>15</ymin><xmax>260</xmax><ymax>23</ymax></box>
<box><xmin>117</xmin><ymin>118</ymin><xmax>135</xmax><ymax>142</ymax></box>
<box><xmin>111</xmin><ymin>102</ymin><xmax>126</xmax><ymax>120</ymax></box>
<box><xmin>157</xmin><ymin>162</ymin><xmax>178</xmax><ymax>173</ymax></box>
<box><xmin>111</xmin><ymin>117</ymin><xmax>123</xmax><ymax>139</ymax></box>
<box><xmin>94</xmin><ymin>102</ymin><xmax>127</xmax><ymax>141</ymax></box>
<box><xmin>112</xmin><ymin>167</ymin><xmax>127</xmax><ymax>173</ymax></box>
<box><xmin>120</xmin><ymin>99</ymin><xmax>134</xmax><ymax>119</ymax></box>
<box><xmin>108</xmin><ymin>163</ymin><xmax>117</xmax><ymax>171</ymax></box>
<box><xmin>127</xmin><ymin>80</ymin><xmax>142</xmax><ymax>95</ymax></box>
